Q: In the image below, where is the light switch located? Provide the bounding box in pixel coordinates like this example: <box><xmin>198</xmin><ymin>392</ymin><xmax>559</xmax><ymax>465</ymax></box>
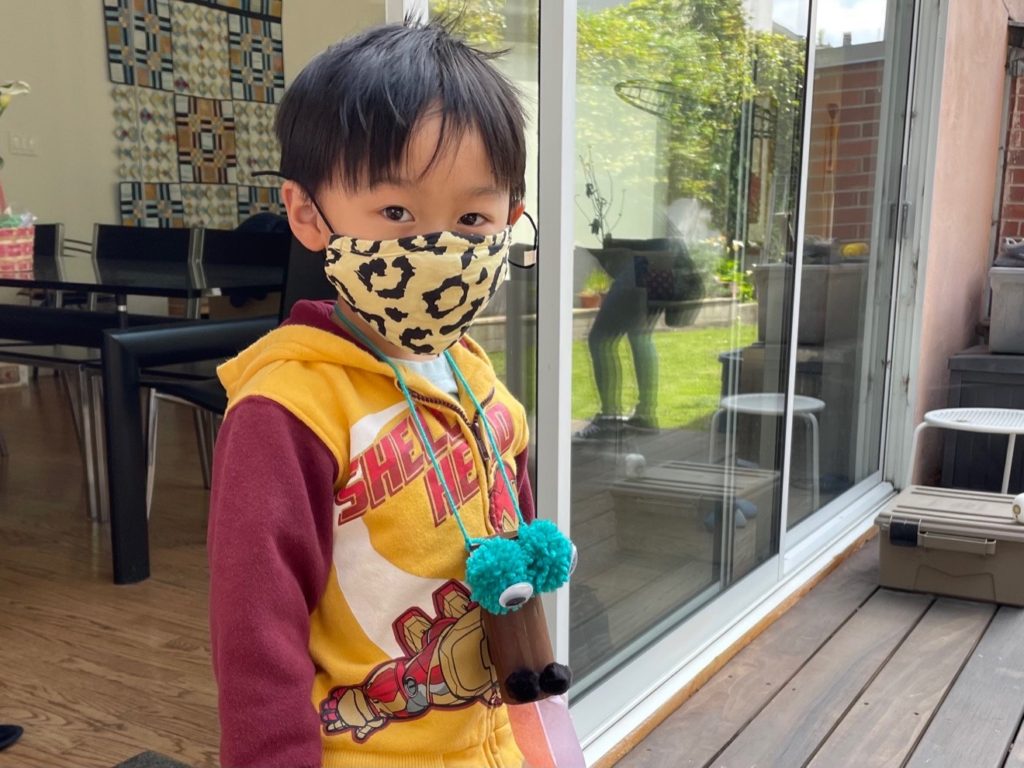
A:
<box><xmin>10</xmin><ymin>134</ymin><xmax>37</xmax><ymax>156</ymax></box>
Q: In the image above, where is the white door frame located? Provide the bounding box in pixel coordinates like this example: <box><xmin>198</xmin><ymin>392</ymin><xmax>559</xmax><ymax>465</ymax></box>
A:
<box><xmin>883</xmin><ymin>0</ymin><xmax>949</xmax><ymax>489</ymax></box>
<box><xmin>386</xmin><ymin>0</ymin><xmax>427</xmax><ymax>23</ymax></box>
<box><xmin>535</xmin><ymin>0</ymin><xmax>578</xmax><ymax>666</ymax></box>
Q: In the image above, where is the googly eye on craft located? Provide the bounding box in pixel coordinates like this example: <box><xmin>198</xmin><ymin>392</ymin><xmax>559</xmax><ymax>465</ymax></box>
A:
<box><xmin>569</xmin><ymin>544</ymin><xmax>579</xmax><ymax>576</ymax></box>
<box><xmin>465</xmin><ymin>535</ymin><xmax>530</xmax><ymax>615</ymax></box>
<box><xmin>499</xmin><ymin>581</ymin><xmax>534</xmax><ymax>609</ymax></box>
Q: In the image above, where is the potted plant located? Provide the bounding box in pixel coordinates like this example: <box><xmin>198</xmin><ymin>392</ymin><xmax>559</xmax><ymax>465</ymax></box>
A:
<box><xmin>579</xmin><ymin>267</ymin><xmax>612</xmax><ymax>308</ymax></box>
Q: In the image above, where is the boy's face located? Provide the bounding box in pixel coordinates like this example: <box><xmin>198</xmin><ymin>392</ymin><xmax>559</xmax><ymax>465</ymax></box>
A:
<box><xmin>284</xmin><ymin>111</ymin><xmax>521</xmax><ymax>246</ymax></box>
<box><xmin>282</xmin><ymin>112</ymin><xmax>524</xmax><ymax>359</ymax></box>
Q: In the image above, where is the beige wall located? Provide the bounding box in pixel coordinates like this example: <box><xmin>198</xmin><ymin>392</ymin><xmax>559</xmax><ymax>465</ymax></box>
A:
<box><xmin>0</xmin><ymin>1</ymin><xmax>117</xmax><ymax>240</ymax></box>
<box><xmin>0</xmin><ymin>0</ymin><xmax>385</xmax><ymax>242</ymax></box>
<box><xmin>284</xmin><ymin>0</ymin><xmax>386</xmax><ymax>82</ymax></box>
<box><xmin>912</xmin><ymin>0</ymin><xmax>1009</xmax><ymax>482</ymax></box>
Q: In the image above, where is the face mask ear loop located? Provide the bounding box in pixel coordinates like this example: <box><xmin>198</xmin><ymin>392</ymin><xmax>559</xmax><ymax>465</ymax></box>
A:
<box><xmin>523</xmin><ymin>210</ymin><xmax>538</xmax><ymax>249</ymax></box>
<box><xmin>252</xmin><ymin>171</ymin><xmax>338</xmax><ymax>235</ymax></box>
<box><xmin>305</xmin><ymin>192</ymin><xmax>337</xmax><ymax>235</ymax></box>
<box><xmin>508</xmin><ymin>210</ymin><xmax>538</xmax><ymax>270</ymax></box>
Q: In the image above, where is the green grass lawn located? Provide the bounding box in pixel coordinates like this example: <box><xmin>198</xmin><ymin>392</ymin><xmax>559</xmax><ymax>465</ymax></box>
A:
<box><xmin>571</xmin><ymin>323</ymin><xmax>758</xmax><ymax>429</ymax></box>
<box><xmin>488</xmin><ymin>322</ymin><xmax>757</xmax><ymax>431</ymax></box>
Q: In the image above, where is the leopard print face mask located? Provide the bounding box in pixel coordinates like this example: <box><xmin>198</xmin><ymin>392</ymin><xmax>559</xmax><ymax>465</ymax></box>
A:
<box><xmin>324</xmin><ymin>228</ymin><xmax>511</xmax><ymax>355</ymax></box>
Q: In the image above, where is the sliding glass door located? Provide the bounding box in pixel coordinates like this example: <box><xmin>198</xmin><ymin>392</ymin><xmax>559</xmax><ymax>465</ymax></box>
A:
<box><xmin>566</xmin><ymin>0</ymin><xmax>916</xmax><ymax>702</ymax></box>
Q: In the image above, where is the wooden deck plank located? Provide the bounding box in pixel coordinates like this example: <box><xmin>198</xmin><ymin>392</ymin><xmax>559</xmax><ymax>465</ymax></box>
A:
<box><xmin>572</xmin><ymin>556</ymin><xmax>717</xmax><ymax>678</ymax></box>
<box><xmin>906</xmin><ymin>606</ymin><xmax>1024</xmax><ymax>768</ymax></box>
<box><xmin>707</xmin><ymin>589</ymin><xmax>932</xmax><ymax>768</ymax></box>
<box><xmin>808</xmin><ymin>598</ymin><xmax>994</xmax><ymax>768</ymax></box>
<box><xmin>615</xmin><ymin>542</ymin><xmax>881</xmax><ymax>768</ymax></box>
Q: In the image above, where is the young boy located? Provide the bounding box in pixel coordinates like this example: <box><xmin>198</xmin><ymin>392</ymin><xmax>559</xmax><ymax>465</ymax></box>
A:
<box><xmin>208</xmin><ymin>17</ymin><xmax>539</xmax><ymax>768</ymax></box>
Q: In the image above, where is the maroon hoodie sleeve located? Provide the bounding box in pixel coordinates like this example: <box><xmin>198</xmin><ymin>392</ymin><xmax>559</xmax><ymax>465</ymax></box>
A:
<box><xmin>208</xmin><ymin>396</ymin><xmax>338</xmax><ymax>768</ymax></box>
<box><xmin>515</xmin><ymin>448</ymin><xmax>536</xmax><ymax>523</ymax></box>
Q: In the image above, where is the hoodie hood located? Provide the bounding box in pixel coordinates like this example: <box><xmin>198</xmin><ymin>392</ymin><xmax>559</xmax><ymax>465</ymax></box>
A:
<box><xmin>218</xmin><ymin>299</ymin><xmax>497</xmax><ymax>408</ymax></box>
<box><xmin>217</xmin><ymin>300</ymin><xmax>389</xmax><ymax>403</ymax></box>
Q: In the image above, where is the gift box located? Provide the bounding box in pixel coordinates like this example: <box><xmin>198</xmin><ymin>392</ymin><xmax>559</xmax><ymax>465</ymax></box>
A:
<box><xmin>0</xmin><ymin>224</ymin><xmax>34</xmax><ymax>274</ymax></box>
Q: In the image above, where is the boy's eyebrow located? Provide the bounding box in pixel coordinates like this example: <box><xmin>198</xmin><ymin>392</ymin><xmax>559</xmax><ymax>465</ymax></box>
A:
<box><xmin>370</xmin><ymin>178</ymin><xmax>504</xmax><ymax>197</ymax></box>
<box><xmin>467</xmin><ymin>185</ymin><xmax>504</xmax><ymax>198</ymax></box>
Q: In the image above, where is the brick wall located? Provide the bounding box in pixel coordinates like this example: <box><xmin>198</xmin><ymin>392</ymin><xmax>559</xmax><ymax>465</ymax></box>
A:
<box><xmin>999</xmin><ymin>73</ymin><xmax>1024</xmax><ymax>242</ymax></box>
<box><xmin>804</xmin><ymin>58</ymin><xmax>884</xmax><ymax>244</ymax></box>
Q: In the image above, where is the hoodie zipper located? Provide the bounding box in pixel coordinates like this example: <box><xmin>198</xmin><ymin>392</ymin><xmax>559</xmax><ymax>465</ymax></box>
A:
<box><xmin>408</xmin><ymin>388</ymin><xmax>494</xmax><ymax>473</ymax></box>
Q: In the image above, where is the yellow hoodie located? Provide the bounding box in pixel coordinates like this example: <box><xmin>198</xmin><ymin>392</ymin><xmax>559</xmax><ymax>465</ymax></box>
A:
<box><xmin>209</xmin><ymin>300</ymin><xmax>531</xmax><ymax>768</ymax></box>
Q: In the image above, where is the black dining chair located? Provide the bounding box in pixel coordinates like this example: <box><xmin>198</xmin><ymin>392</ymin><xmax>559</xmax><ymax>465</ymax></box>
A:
<box><xmin>91</xmin><ymin>224</ymin><xmax>200</xmax><ymax>315</ymax></box>
<box><xmin>142</xmin><ymin>226</ymin><xmax>292</xmax><ymax>493</ymax></box>
<box><xmin>197</xmin><ymin>225</ymin><xmax>292</xmax><ymax>319</ymax></box>
<box><xmin>32</xmin><ymin>222</ymin><xmax>64</xmax><ymax>258</ymax></box>
<box><xmin>136</xmin><ymin>236</ymin><xmax>333</xmax><ymax>513</ymax></box>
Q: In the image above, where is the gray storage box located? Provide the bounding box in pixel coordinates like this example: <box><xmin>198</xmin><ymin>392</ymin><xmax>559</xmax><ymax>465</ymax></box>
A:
<box><xmin>989</xmin><ymin>266</ymin><xmax>1024</xmax><ymax>353</ymax></box>
<box><xmin>610</xmin><ymin>461</ymin><xmax>779</xmax><ymax>578</ymax></box>
<box><xmin>876</xmin><ymin>486</ymin><xmax>1024</xmax><ymax>606</ymax></box>
<box><xmin>753</xmin><ymin>262</ymin><xmax>868</xmax><ymax>345</ymax></box>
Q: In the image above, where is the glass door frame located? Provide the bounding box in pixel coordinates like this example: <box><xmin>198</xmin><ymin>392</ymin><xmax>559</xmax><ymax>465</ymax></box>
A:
<box><xmin>786</xmin><ymin>0</ymin><xmax>922</xmax><ymax>558</ymax></box>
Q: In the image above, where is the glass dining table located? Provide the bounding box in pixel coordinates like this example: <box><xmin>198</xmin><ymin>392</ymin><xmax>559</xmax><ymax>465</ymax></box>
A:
<box><xmin>0</xmin><ymin>250</ymin><xmax>285</xmax><ymax>583</ymax></box>
<box><xmin>0</xmin><ymin>251</ymin><xmax>284</xmax><ymax>315</ymax></box>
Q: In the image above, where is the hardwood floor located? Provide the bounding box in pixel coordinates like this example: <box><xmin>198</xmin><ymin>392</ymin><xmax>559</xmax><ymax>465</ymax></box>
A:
<box><xmin>0</xmin><ymin>375</ymin><xmax>218</xmax><ymax>768</ymax></box>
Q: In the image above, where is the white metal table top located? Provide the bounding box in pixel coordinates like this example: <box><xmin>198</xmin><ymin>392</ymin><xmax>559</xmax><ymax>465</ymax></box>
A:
<box><xmin>719</xmin><ymin>393</ymin><xmax>826</xmax><ymax>416</ymax></box>
<box><xmin>923</xmin><ymin>407</ymin><xmax>1024</xmax><ymax>435</ymax></box>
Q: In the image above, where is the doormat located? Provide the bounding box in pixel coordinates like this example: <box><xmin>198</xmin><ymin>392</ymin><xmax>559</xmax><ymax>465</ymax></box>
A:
<box><xmin>114</xmin><ymin>752</ymin><xmax>193</xmax><ymax>768</ymax></box>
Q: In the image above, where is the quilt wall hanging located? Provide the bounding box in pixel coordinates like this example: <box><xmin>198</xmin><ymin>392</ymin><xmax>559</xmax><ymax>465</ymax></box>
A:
<box><xmin>103</xmin><ymin>0</ymin><xmax>285</xmax><ymax>229</ymax></box>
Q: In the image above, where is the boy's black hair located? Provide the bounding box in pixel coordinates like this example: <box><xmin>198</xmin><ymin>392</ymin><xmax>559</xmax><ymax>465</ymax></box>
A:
<box><xmin>275</xmin><ymin>17</ymin><xmax>527</xmax><ymax>205</ymax></box>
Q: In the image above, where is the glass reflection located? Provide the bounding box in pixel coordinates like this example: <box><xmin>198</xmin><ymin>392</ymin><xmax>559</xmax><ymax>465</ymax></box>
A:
<box><xmin>782</xmin><ymin>0</ymin><xmax>913</xmax><ymax>527</ymax></box>
<box><xmin>570</xmin><ymin>0</ymin><xmax>808</xmax><ymax>689</ymax></box>
<box><xmin>434</xmin><ymin>0</ymin><xmax>541</xmax><ymax>471</ymax></box>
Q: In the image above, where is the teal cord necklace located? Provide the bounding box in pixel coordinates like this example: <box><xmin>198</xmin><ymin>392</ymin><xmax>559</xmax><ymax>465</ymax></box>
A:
<box><xmin>332</xmin><ymin>303</ymin><xmax>523</xmax><ymax>550</ymax></box>
<box><xmin>332</xmin><ymin>303</ymin><xmax>574</xmax><ymax>615</ymax></box>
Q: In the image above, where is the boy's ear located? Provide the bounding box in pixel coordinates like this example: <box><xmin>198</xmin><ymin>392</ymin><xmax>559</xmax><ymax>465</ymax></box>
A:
<box><xmin>508</xmin><ymin>200</ymin><xmax>526</xmax><ymax>226</ymax></box>
<box><xmin>282</xmin><ymin>181</ymin><xmax>329</xmax><ymax>252</ymax></box>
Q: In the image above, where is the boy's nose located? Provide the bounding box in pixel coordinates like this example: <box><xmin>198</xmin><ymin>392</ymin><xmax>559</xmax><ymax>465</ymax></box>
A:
<box><xmin>420</xmin><ymin>219</ymin><xmax>453</xmax><ymax>234</ymax></box>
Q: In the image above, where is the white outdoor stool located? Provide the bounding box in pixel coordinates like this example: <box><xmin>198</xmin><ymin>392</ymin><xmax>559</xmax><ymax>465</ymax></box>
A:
<box><xmin>709</xmin><ymin>393</ymin><xmax>826</xmax><ymax>510</ymax></box>
<box><xmin>907</xmin><ymin>407</ymin><xmax>1024</xmax><ymax>493</ymax></box>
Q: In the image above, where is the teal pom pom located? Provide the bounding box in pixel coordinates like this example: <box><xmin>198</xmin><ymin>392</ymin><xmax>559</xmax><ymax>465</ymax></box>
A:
<box><xmin>466</xmin><ymin>536</ymin><xmax>529</xmax><ymax>614</ymax></box>
<box><xmin>518</xmin><ymin>520</ymin><xmax>574</xmax><ymax>594</ymax></box>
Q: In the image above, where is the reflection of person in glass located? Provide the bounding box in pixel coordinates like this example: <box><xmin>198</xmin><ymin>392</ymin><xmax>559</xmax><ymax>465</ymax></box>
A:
<box><xmin>574</xmin><ymin>237</ymin><xmax>704</xmax><ymax>441</ymax></box>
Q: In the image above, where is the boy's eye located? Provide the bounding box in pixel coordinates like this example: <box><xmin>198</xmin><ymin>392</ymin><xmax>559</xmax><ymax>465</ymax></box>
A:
<box><xmin>382</xmin><ymin>206</ymin><xmax>411</xmax><ymax>222</ymax></box>
<box><xmin>459</xmin><ymin>213</ymin><xmax>486</xmax><ymax>227</ymax></box>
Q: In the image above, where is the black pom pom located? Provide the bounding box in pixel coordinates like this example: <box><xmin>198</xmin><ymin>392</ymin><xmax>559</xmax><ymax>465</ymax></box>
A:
<box><xmin>505</xmin><ymin>669</ymin><xmax>541</xmax><ymax>703</ymax></box>
<box><xmin>539</xmin><ymin>662</ymin><xmax>572</xmax><ymax>695</ymax></box>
